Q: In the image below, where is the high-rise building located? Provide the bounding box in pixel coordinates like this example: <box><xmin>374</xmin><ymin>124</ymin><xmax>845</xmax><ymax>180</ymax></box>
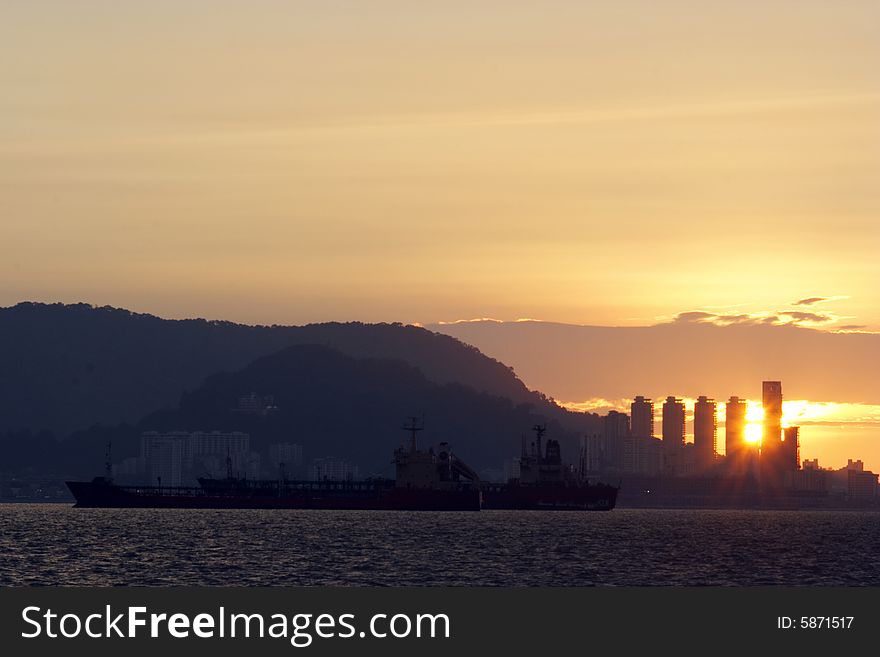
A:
<box><xmin>762</xmin><ymin>381</ymin><xmax>783</xmax><ymax>447</ymax></box>
<box><xmin>630</xmin><ymin>396</ymin><xmax>654</xmax><ymax>439</ymax></box>
<box><xmin>782</xmin><ymin>426</ymin><xmax>800</xmax><ymax>471</ymax></box>
<box><xmin>139</xmin><ymin>430</ymin><xmax>255</xmax><ymax>485</ymax></box>
<box><xmin>622</xmin><ymin>435</ymin><xmax>663</xmax><ymax>476</ymax></box>
<box><xmin>602</xmin><ymin>411</ymin><xmax>629</xmax><ymax>471</ymax></box>
<box><xmin>140</xmin><ymin>431</ymin><xmax>187</xmax><ymax>487</ymax></box>
<box><xmin>693</xmin><ymin>396</ymin><xmax>717</xmax><ymax>470</ymax></box>
<box><xmin>847</xmin><ymin>469</ymin><xmax>878</xmax><ymax>500</ymax></box>
<box><xmin>581</xmin><ymin>434</ymin><xmax>603</xmax><ymax>474</ymax></box>
<box><xmin>761</xmin><ymin>381</ymin><xmax>785</xmax><ymax>481</ymax></box>
<box><xmin>725</xmin><ymin>396</ymin><xmax>747</xmax><ymax>457</ymax></box>
<box><xmin>268</xmin><ymin>442</ymin><xmax>304</xmax><ymax>477</ymax></box>
<box><xmin>662</xmin><ymin>396</ymin><xmax>685</xmax><ymax>474</ymax></box>
<box><xmin>724</xmin><ymin>395</ymin><xmax>752</xmax><ymax>475</ymax></box>
<box><xmin>310</xmin><ymin>457</ymin><xmax>359</xmax><ymax>481</ymax></box>
<box><xmin>662</xmin><ymin>397</ymin><xmax>685</xmax><ymax>446</ymax></box>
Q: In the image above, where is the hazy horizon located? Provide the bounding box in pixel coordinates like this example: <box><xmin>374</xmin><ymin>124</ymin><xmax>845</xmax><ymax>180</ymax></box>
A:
<box><xmin>2</xmin><ymin>1</ymin><xmax>879</xmax><ymax>331</ymax></box>
<box><xmin>3</xmin><ymin>299</ymin><xmax>878</xmax><ymax>471</ymax></box>
<box><xmin>2</xmin><ymin>2</ymin><xmax>877</xmax><ymax>471</ymax></box>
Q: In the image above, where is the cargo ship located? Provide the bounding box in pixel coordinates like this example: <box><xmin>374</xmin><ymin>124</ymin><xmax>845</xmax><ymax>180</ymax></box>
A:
<box><xmin>66</xmin><ymin>419</ymin><xmax>481</xmax><ymax>511</ymax></box>
<box><xmin>481</xmin><ymin>425</ymin><xmax>618</xmax><ymax>511</ymax></box>
<box><xmin>67</xmin><ymin>422</ymin><xmax>616</xmax><ymax>511</ymax></box>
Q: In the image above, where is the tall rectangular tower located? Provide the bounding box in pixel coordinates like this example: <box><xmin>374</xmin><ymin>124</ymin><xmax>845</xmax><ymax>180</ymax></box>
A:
<box><xmin>630</xmin><ymin>396</ymin><xmax>654</xmax><ymax>439</ymax></box>
<box><xmin>725</xmin><ymin>396</ymin><xmax>747</xmax><ymax>457</ymax></box>
<box><xmin>762</xmin><ymin>381</ymin><xmax>783</xmax><ymax>447</ymax></box>
<box><xmin>693</xmin><ymin>396</ymin><xmax>717</xmax><ymax>470</ymax></box>
<box><xmin>783</xmin><ymin>426</ymin><xmax>800</xmax><ymax>471</ymax></box>
<box><xmin>662</xmin><ymin>396</ymin><xmax>686</xmax><ymax>447</ymax></box>
<box><xmin>602</xmin><ymin>410</ymin><xmax>629</xmax><ymax>471</ymax></box>
<box><xmin>761</xmin><ymin>380</ymin><xmax>785</xmax><ymax>482</ymax></box>
<box><xmin>661</xmin><ymin>396</ymin><xmax>685</xmax><ymax>474</ymax></box>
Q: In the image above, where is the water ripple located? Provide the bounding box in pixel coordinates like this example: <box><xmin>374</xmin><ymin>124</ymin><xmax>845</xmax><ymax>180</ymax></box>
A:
<box><xmin>1</xmin><ymin>505</ymin><xmax>878</xmax><ymax>586</ymax></box>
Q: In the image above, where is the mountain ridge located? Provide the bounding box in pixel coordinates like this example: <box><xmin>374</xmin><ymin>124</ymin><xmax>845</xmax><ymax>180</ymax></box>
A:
<box><xmin>0</xmin><ymin>302</ymin><xmax>538</xmax><ymax>436</ymax></box>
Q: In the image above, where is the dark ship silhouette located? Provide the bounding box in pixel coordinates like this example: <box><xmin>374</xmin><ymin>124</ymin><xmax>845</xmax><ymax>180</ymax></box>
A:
<box><xmin>482</xmin><ymin>424</ymin><xmax>618</xmax><ymax>511</ymax></box>
<box><xmin>67</xmin><ymin>419</ymin><xmax>480</xmax><ymax>511</ymax></box>
<box><xmin>67</xmin><ymin>421</ymin><xmax>617</xmax><ymax>511</ymax></box>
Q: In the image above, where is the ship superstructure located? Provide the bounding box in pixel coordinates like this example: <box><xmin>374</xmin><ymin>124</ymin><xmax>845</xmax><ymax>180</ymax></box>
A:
<box><xmin>482</xmin><ymin>425</ymin><xmax>618</xmax><ymax>510</ymax></box>
<box><xmin>393</xmin><ymin>417</ymin><xmax>481</xmax><ymax>490</ymax></box>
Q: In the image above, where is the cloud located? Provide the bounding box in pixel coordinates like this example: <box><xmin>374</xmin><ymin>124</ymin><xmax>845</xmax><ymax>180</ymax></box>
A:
<box><xmin>838</xmin><ymin>324</ymin><xmax>867</xmax><ymax>331</ymax></box>
<box><xmin>792</xmin><ymin>295</ymin><xmax>850</xmax><ymax>307</ymax></box>
<box><xmin>714</xmin><ymin>313</ymin><xmax>754</xmax><ymax>324</ymax></box>
<box><xmin>557</xmin><ymin>398</ymin><xmax>631</xmax><ymax>414</ymax></box>
<box><xmin>673</xmin><ymin>310</ymin><xmax>773</xmax><ymax>326</ymax></box>
<box><xmin>779</xmin><ymin>311</ymin><xmax>834</xmax><ymax>324</ymax></box>
<box><xmin>673</xmin><ymin>311</ymin><xmax>716</xmax><ymax>323</ymax></box>
<box><xmin>670</xmin><ymin>308</ymin><xmax>839</xmax><ymax>328</ymax></box>
<box><xmin>436</xmin><ymin>317</ymin><xmax>503</xmax><ymax>325</ymax></box>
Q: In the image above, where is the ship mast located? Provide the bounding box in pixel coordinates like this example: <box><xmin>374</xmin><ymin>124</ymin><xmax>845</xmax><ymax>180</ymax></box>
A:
<box><xmin>402</xmin><ymin>416</ymin><xmax>424</xmax><ymax>453</ymax></box>
<box><xmin>532</xmin><ymin>424</ymin><xmax>546</xmax><ymax>460</ymax></box>
<box><xmin>104</xmin><ymin>441</ymin><xmax>113</xmax><ymax>480</ymax></box>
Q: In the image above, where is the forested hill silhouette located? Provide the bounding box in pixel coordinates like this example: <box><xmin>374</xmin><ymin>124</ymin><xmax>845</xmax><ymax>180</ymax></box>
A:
<box><xmin>136</xmin><ymin>344</ymin><xmax>591</xmax><ymax>475</ymax></box>
<box><xmin>0</xmin><ymin>302</ymin><xmax>540</xmax><ymax>436</ymax></box>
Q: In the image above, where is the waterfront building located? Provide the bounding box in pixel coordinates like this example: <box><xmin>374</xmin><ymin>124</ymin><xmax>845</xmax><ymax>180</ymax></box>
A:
<box><xmin>693</xmin><ymin>396</ymin><xmax>717</xmax><ymax>471</ymax></box>
<box><xmin>630</xmin><ymin>396</ymin><xmax>654</xmax><ymax>439</ymax></box>
<box><xmin>662</xmin><ymin>396</ymin><xmax>685</xmax><ymax>474</ymax></box>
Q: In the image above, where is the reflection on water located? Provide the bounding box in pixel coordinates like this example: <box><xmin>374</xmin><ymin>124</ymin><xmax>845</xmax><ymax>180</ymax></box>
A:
<box><xmin>2</xmin><ymin>504</ymin><xmax>878</xmax><ymax>586</ymax></box>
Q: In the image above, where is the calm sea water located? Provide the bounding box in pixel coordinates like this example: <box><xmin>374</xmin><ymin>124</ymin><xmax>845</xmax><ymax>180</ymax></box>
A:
<box><xmin>2</xmin><ymin>504</ymin><xmax>878</xmax><ymax>586</ymax></box>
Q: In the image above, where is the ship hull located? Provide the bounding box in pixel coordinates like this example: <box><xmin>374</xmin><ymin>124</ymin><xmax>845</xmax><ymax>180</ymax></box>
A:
<box><xmin>482</xmin><ymin>483</ymin><xmax>618</xmax><ymax>511</ymax></box>
<box><xmin>65</xmin><ymin>479</ymin><xmax>481</xmax><ymax>511</ymax></box>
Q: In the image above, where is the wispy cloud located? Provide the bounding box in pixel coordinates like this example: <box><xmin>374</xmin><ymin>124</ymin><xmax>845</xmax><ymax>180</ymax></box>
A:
<box><xmin>672</xmin><ymin>309</ymin><xmax>839</xmax><ymax>328</ymax></box>
<box><xmin>436</xmin><ymin>317</ymin><xmax>503</xmax><ymax>325</ymax></box>
<box><xmin>673</xmin><ymin>311</ymin><xmax>717</xmax><ymax>323</ymax></box>
<box><xmin>792</xmin><ymin>295</ymin><xmax>849</xmax><ymax>307</ymax></box>
<box><xmin>672</xmin><ymin>310</ymin><xmax>774</xmax><ymax>326</ymax></box>
<box><xmin>558</xmin><ymin>398</ymin><xmax>631</xmax><ymax>414</ymax></box>
<box><xmin>393</xmin><ymin>91</ymin><xmax>880</xmax><ymax>132</ymax></box>
<box><xmin>670</xmin><ymin>295</ymin><xmax>855</xmax><ymax>329</ymax></box>
<box><xmin>436</xmin><ymin>316</ymin><xmax>543</xmax><ymax>325</ymax></box>
<box><xmin>779</xmin><ymin>311</ymin><xmax>833</xmax><ymax>324</ymax></box>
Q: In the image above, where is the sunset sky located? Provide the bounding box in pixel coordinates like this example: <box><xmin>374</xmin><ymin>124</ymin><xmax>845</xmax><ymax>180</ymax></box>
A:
<box><xmin>2</xmin><ymin>0</ymin><xmax>878</xmax><ymax>331</ymax></box>
<box><xmin>2</xmin><ymin>2</ymin><xmax>878</xmax><ymax>467</ymax></box>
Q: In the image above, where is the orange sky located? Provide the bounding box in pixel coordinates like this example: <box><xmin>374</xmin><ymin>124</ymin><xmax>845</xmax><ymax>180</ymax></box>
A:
<box><xmin>1</xmin><ymin>2</ymin><xmax>878</xmax><ymax>472</ymax></box>
<box><xmin>2</xmin><ymin>1</ymin><xmax>878</xmax><ymax>332</ymax></box>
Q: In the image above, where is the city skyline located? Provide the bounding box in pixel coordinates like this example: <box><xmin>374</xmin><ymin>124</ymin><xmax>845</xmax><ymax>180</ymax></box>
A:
<box><xmin>433</xmin><ymin>318</ymin><xmax>879</xmax><ymax>471</ymax></box>
<box><xmin>575</xmin><ymin>393</ymin><xmax>873</xmax><ymax>472</ymax></box>
<box><xmin>579</xmin><ymin>381</ymin><xmax>878</xmax><ymax>505</ymax></box>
